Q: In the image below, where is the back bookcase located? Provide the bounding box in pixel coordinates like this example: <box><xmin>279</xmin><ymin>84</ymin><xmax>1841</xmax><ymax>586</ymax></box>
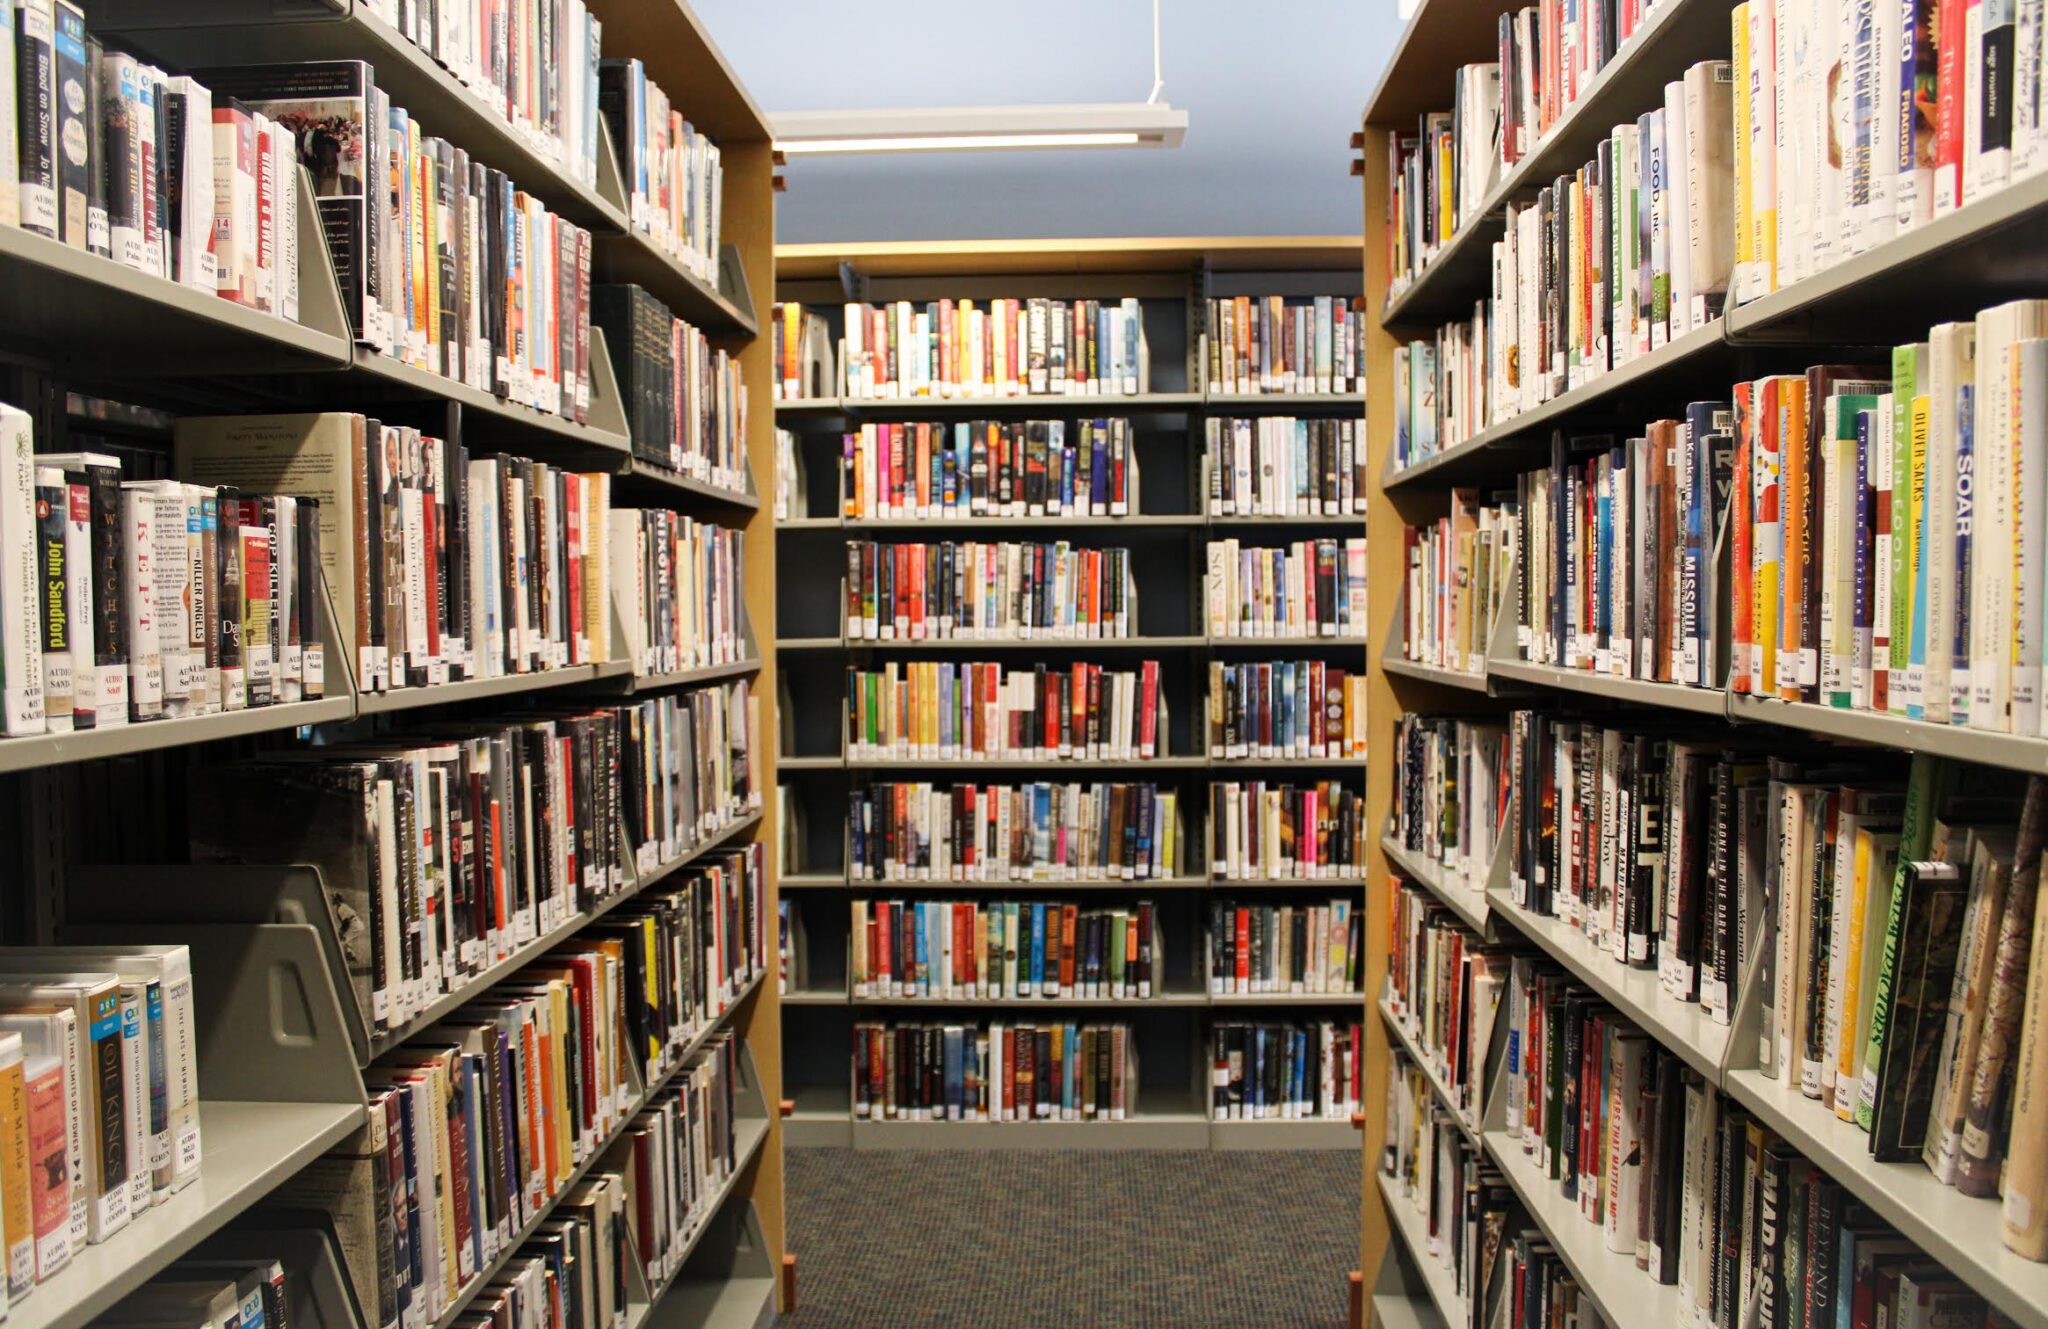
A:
<box><xmin>769</xmin><ymin>237</ymin><xmax>1371</xmax><ymax>1150</ymax></box>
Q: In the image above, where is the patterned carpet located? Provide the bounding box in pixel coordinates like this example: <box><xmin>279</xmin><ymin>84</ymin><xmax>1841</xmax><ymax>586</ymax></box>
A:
<box><xmin>782</xmin><ymin>1147</ymin><xmax>1362</xmax><ymax>1328</ymax></box>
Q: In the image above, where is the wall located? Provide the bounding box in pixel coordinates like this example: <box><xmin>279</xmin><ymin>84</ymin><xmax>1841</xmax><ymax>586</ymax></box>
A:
<box><xmin>695</xmin><ymin>0</ymin><xmax>1396</xmax><ymax>242</ymax></box>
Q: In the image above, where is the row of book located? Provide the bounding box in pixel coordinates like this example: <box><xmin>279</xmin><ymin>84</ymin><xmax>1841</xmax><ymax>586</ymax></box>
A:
<box><xmin>1383</xmin><ymin>0</ymin><xmax>1677</xmax><ymax>297</ymax></box>
<box><xmin>202</xmin><ymin>60</ymin><xmax>600</xmax><ymax>423</ymax></box>
<box><xmin>1202</xmin><ymin>537</ymin><xmax>1369</xmax><ymax>640</ymax></box>
<box><xmin>1205</xmin><ymin>899</ymin><xmax>1362</xmax><ymax>996</ymax></box>
<box><xmin>1401</xmin><ymin>493</ymin><xmax>1519</xmax><ymax>675</ymax></box>
<box><xmin>610</xmin><ymin>507</ymin><xmax>749</xmax><ymax>680</ymax></box>
<box><xmin>1200</xmin><ymin>296</ymin><xmax>1369</xmax><ymax>396</ymax></box>
<box><xmin>837</xmin><ymin>418</ymin><xmax>1137</xmax><ymax>521</ymax></box>
<box><xmin>187</xmin><ymin>694</ymin><xmax>762</xmax><ymax>1037</ymax></box>
<box><xmin>310</xmin><ymin>948</ymin><xmax>754</xmax><ymax>1329</ymax></box>
<box><xmin>596</xmin><ymin>58</ymin><xmax>723</xmax><ymax>283</ymax></box>
<box><xmin>1391</xmin><ymin>714</ymin><xmax>1511</xmax><ymax>894</ymax></box>
<box><xmin>841</xmin><ymin>540</ymin><xmax>1138</xmax><ymax>642</ymax></box>
<box><xmin>174</xmin><ymin>412</ymin><xmax>622</xmax><ymax>700</ymax></box>
<box><xmin>1207</xmin><ymin>780</ymin><xmax>1370</xmax><ymax>881</ymax></box>
<box><xmin>592</xmin><ymin>282</ymin><xmax>749</xmax><ymax>485</ymax></box>
<box><xmin>834</xmin><ymin>298</ymin><xmax>1151</xmax><ymax>401</ymax></box>
<box><xmin>1202</xmin><ymin>416</ymin><xmax>1370</xmax><ymax>517</ymax></box>
<box><xmin>0</xmin><ymin>15</ymin><xmax>300</xmax><ymax>318</ymax></box>
<box><xmin>0</xmin><ymin>425</ymin><xmax>327</xmax><ymax>735</ymax></box>
<box><xmin>847</xmin><ymin>899</ymin><xmax>1164</xmax><ymax>1001</ymax></box>
<box><xmin>0</xmin><ymin>944</ymin><xmax>202</xmax><ymax>1300</ymax></box>
<box><xmin>360</xmin><ymin>0</ymin><xmax>608</xmax><ymax>191</ymax></box>
<box><xmin>96</xmin><ymin>1245</ymin><xmax>300</xmax><ymax>1329</ymax></box>
<box><xmin>1387</xmin><ymin>881</ymin><xmax>1501</xmax><ymax>1126</ymax></box>
<box><xmin>1205</xmin><ymin>659</ymin><xmax>1369</xmax><ymax>761</ymax></box>
<box><xmin>1507</xmin><ymin>401</ymin><xmax>1731</xmax><ymax>689</ymax></box>
<box><xmin>1730</xmin><ymin>0</ymin><xmax>2048</xmax><ymax>306</ymax></box>
<box><xmin>846</xmin><ymin>781</ymin><xmax>1184</xmax><ymax>884</ymax></box>
<box><xmin>1212</xmin><ymin>1020</ymin><xmax>1364</xmax><ymax>1121</ymax></box>
<box><xmin>842</xmin><ymin>660</ymin><xmax>1165</xmax><ymax>763</ymax></box>
<box><xmin>852</xmin><ymin>1020</ymin><xmax>1139</xmax><ymax>1123</ymax></box>
<box><xmin>1394</xmin><ymin>61</ymin><xmax>1737</xmax><ymax>475</ymax></box>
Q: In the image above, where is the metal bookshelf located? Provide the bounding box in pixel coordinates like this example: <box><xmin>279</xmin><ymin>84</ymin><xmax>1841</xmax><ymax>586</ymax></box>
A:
<box><xmin>1362</xmin><ymin>0</ymin><xmax>2048</xmax><ymax>1316</ymax></box>
<box><xmin>772</xmin><ymin>237</ymin><xmax>1370</xmax><ymax>1152</ymax></box>
<box><xmin>1</xmin><ymin>0</ymin><xmax>792</xmax><ymax>1323</ymax></box>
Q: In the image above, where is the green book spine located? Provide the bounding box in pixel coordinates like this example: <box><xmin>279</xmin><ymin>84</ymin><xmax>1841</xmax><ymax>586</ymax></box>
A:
<box><xmin>1856</xmin><ymin>752</ymin><xmax>1944</xmax><ymax>1129</ymax></box>
<box><xmin>1887</xmin><ymin>345</ymin><xmax>1923</xmax><ymax>699</ymax></box>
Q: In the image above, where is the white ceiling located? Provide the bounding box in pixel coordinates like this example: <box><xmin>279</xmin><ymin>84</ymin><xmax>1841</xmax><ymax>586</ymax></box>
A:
<box><xmin>694</xmin><ymin>0</ymin><xmax>1400</xmax><ymax>242</ymax></box>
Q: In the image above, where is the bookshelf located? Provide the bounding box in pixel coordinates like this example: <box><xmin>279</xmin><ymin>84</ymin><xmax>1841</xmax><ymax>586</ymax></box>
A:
<box><xmin>0</xmin><ymin>1</ymin><xmax>787</xmax><ymax>1324</ymax></box>
<box><xmin>771</xmin><ymin>236</ymin><xmax>1369</xmax><ymax>1150</ymax></box>
<box><xmin>1360</xmin><ymin>0</ymin><xmax>2048</xmax><ymax>1325</ymax></box>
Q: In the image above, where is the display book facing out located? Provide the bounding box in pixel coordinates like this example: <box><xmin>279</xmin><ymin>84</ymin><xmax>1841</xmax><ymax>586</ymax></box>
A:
<box><xmin>0</xmin><ymin>2</ymin><xmax>787</xmax><ymax>1327</ymax></box>
<box><xmin>1363</xmin><ymin>0</ymin><xmax>2048</xmax><ymax>1322</ymax></box>
<box><xmin>769</xmin><ymin>237</ymin><xmax>1370</xmax><ymax>1149</ymax></box>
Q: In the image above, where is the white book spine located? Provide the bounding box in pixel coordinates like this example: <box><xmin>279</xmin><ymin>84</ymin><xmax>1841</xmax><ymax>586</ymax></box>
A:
<box><xmin>120</xmin><ymin>487</ymin><xmax>162</xmax><ymax>720</ymax></box>
<box><xmin>0</xmin><ymin>407</ymin><xmax>40</xmax><ymax>735</ymax></box>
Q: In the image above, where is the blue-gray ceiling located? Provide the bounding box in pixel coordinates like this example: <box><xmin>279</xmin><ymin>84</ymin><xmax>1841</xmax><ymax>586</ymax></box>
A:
<box><xmin>695</xmin><ymin>0</ymin><xmax>1395</xmax><ymax>242</ymax></box>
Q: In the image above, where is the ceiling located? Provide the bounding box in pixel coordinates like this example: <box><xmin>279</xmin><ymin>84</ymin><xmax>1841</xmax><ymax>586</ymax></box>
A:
<box><xmin>694</xmin><ymin>0</ymin><xmax>1398</xmax><ymax>242</ymax></box>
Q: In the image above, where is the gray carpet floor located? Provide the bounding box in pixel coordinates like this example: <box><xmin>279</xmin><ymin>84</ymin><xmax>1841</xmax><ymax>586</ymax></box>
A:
<box><xmin>782</xmin><ymin>1147</ymin><xmax>1362</xmax><ymax>1328</ymax></box>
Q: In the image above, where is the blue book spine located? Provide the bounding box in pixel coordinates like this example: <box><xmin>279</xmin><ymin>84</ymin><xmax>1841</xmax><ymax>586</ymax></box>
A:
<box><xmin>1030</xmin><ymin>903</ymin><xmax>1047</xmax><ymax>991</ymax></box>
<box><xmin>1597</xmin><ymin>460</ymin><xmax>1613</xmax><ymax>655</ymax></box>
<box><xmin>1033</xmin><ymin>783</ymin><xmax>1052</xmax><ymax>868</ymax></box>
<box><xmin>942</xmin><ymin>1027</ymin><xmax>963</xmax><ymax>1120</ymax></box>
<box><xmin>914</xmin><ymin>902</ymin><xmax>930</xmax><ymax>996</ymax></box>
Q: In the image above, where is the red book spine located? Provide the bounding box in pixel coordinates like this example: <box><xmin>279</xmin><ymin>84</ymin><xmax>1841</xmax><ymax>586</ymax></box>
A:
<box><xmin>1138</xmin><ymin>660</ymin><xmax>1159</xmax><ymax>757</ymax></box>
<box><xmin>875</xmin><ymin>901</ymin><xmax>893</xmax><ymax>990</ymax></box>
<box><xmin>1935</xmin><ymin>0</ymin><xmax>1966</xmax><ymax>213</ymax></box>
<box><xmin>1234</xmin><ymin>907</ymin><xmax>1251</xmax><ymax>990</ymax></box>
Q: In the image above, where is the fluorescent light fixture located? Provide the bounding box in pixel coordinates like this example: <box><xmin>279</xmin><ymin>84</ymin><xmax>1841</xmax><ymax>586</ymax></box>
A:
<box><xmin>773</xmin><ymin>103</ymin><xmax>1188</xmax><ymax>156</ymax></box>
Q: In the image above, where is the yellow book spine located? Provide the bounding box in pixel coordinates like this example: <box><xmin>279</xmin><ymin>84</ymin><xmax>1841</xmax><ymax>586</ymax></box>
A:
<box><xmin>1731</xmin><ymin>5</ymin><xmax>1754</xmax><ymax>298</ymax></box>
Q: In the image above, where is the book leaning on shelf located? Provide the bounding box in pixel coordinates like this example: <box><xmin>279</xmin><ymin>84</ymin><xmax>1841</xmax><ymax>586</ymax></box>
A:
<box><xmin>174</xmin><ymin>412</ymin><xmax>615</xmax><ymax>697</ymax></box>
<box><xmin>1211</xmin><ymin>1020</ymin><xmax>1363</xmax><ymax>1121</ymax></box>
<box><xmin>839</xmin><ymin>417</ymin><xmax>1137</xmax><ymax>520</ymax></box>
<box><xmin>597</xmin><ymin>57</ymin><xmax>724</xmax><ymax>279</ymax></box>
<box><xmin>592</xmin><ymin>283</ymin><xmax>750</xmax><ymax>486</ymax></box>
<box><xmin>1390</xmin><ymin>60</ymin><xmax>1735</xmax><ymax>471</ymax></box>
<box><xmin>1206</xmin><ymin>659</ymin><xmax>1368</xmax><ymax>760</ymax></box>
<box><xmin>607</xmin><ymin>508</ymin><xmax>747</xmax><ymax>678</ymax></box>
<box><xmin>1206</xmin><ymin>898</ymin><xmax>1362</xmax><ymax>996</ymax></box>
<box><xmin>1403</xmin><ymin>489</ymin><xmax>1518</xmax><ymax>674</ymax></box>
<box><xmin>773</xmin><ymin>427</ymin><xmax>803</xmax><ymax>520</ymax></box>
<box><xmin>838</xmin><ymin>297</ymin><xmax>1149</xmax><ymax>400</ymax></box>
<box><xmin>1387</xmin><ymin>882</ymin><xmax>1501</xmax><ymax>1126</ymax></box>
<box><xmin>843</xmin><ymin>540</ymin><xmax>1138</xmax><ymax>641</ymax></box>
<box><xmin>846</xmin><ymin>781</ymin><xmax>1183</xmax><ymax>883</ymax></box>
<box><xmin>0</xmin><ymin>409</ymin><xmax>329</xmax><ymax>737</ymax></box>
<box><xmin>852</xmin><ymin>1019</ymin><xmax>1138</xmax><ymax>1122</ymax></box>
<box><xmin>1200</xmin><ymin>295</ymin><xmax>1369</xmax><ymax>395</ymax></box>
<box><xmin>1392</xmin><ymin>714</ymin><xmax>1510</xmax><ymax>891</ymax></box>
<box><xmin>0</xmin><ymin>944</ymin><xmax>202</xmax><ymax>1304</ymax></box>
<box><xmin>355</xmin><ymin>0</ymin><xmax>606</xmax><ymax>188</ymax></box>
<box><xmin>846</xmin><ymin>660</ymin><xmax>1165</xmax><ymax>762</ymax></box>
<box><xmin>198</xmin><ymin>61</ymin><xmax>598</xmax><ymax>423</ymax></box>
<box><xmin>1207</xmin><ymin>780</ymin><xmax>1369</xmax><ymax>881</ymax></box>
<box><xmin>1202</xmin><ymin>416</ymin><xmax>1368</xmax><ymax>516</ymax></box>
<box><xmin>849</xmin><ymin>899</ymin><xmax>1163</xmax><ymax>1001</ymax></box>
<box><xmin>1203</xmin><ymin>537</ymin><xmax>1367</xmax><ymax>639</ymax></box>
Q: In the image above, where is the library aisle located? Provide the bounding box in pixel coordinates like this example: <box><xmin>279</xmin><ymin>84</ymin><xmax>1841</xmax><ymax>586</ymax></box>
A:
<box><xmin>781</xmin><ymin>1148</ymin><xmax>1359</xmax><ymax>1327</ymax></box>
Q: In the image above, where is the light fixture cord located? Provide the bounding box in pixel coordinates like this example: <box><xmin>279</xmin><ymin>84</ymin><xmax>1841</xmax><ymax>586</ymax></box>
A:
<box><xmin>1148</xmin><ymin>0</ymin><xmax>1163</xmax><ymax>103</ymax></box>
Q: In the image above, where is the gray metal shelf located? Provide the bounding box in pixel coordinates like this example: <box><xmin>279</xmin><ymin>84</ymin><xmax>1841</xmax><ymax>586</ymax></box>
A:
<box><xmin>1383</xmin><ymin>318</ymin><xmax>1730</xmax><ymax>489</ymax></box>
<box><xmin>1378</xmin><ymin>995</ymin><xmax>1481</xmax><ymax>1147</ymax></box>
<box><xmin>0</xmin><ymin>696</ymin><xmax>354</xmax><ymax>775</ymax></box>
<box><xmin>1209</xmin><ymin>1118</ymin><xmax>1359</xmax><ymax>1149</ymax></box>
<box><xmin>1377</xmin><ymin>1171</ymin><xmax>1469</xmax><ymax>1329</ymax></box>
<box><xmin>1726</xmin><ymin>693</ymin><xmax>2048</xmax><ymax>774</ymax></box>
<box><xmin>1211</xmin><ymin>991</ymin><xmax>1364</xmax><ymax>1008</ymax></box>
<box><xmin>596</xmin><ymin>656</ymin><xmax>766</xmax><ymax>695</ymax></box>
<box><xmin>849</xmin><ymin>1114</ymin><xmax>1213</xmax><ymax>1149</ymax></box>
<box><xmin>619</xmin><ymin>1116</ymin><xmax>774</xmax><ymax>1329</ymax></box>
<box><xmin>348</xmin><ymin>350</ymin><xmax>633</xmax><ymax>459</ymax></box>
<box><xmin>17</xmin><ymin>1099</ymin><xmax>366</xmax><ymax>1329</ymax></box>
<box><xmin>1379</xmin><ymin>834</ymin><xmax>1492</xmax><ymax>934</ymax></box>
<box><xmin>594</xmin><ymin>235</ymin><xmax>759</xmax><ymax>337</ymax></box>
<box><xmin>354</xmin><ymin>664</ymin><xmax>603</xmax><ymax>717</ymax></box>
<box><xmin>1201</xmin><ymin>390</ymin><xmax>1367</xmax><ymax>411</ymax></box>
<box><xmin>831</xmin><ymin>392</ymin><xmax>1205</xmax><ymax>414</ymax></box>
<box><xmin>1485</xmin><ymin>886</ymin><xmax>1730</xmax><ymax>1082</ymax></box>
<box><xmin>612</xmin><ymin>460</ymin><xmax>763</xmax><ymax>512</ymax></box>
<box><xmin>0</xmin><ymin>218</ymin><xmax>354</xmax><ymax>379</ymax></box>
<box><xmin>1486</xmin><ymin>656</ymin><xmax>1729</xmax><ymax>715</ymax></box>
<box><xmin>1379</xmin><ymin>655</ymin><xmax>1491</xmax><ymax>692</ymax></box>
